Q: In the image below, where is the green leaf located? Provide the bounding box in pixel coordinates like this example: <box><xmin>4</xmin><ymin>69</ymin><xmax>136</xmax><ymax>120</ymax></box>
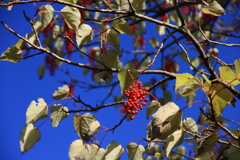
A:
<box><xmin>39</xmin><ymin>4</ymin><xmax>54</xmax><ymax>30</ymax></box>
<box><xmin>68</xmin><ymin>139</ymin><xmax>90</xmax><ymax>160</ymax></box>
<box><xmin>177</xmin><ymin>77</ymin><xmax>203</xmax><ymax>97</ymax></box>
<box><xmin>90</xmin><ymin>144</ymin><xmax>106</xmax><ymax>160</ymax></box>
<box><xmin>235</xmin><ymin>59</ymin><xmax>240</xmax><ymax>79</ymax></box>
<box><xmin>20</xmin><ymin>123</ymin><xmax>41</xmax><ymax>153</ymax></box>
<box><xmin>149</xmin><ymin>102</ymin><xmax>182</xmax><ymax>140</ymax></box>
<box><xmin>74</xmin><ymin>113</ymin><xmax>100</xmax><ymax>142</ymax></box>
<box><xmin>98</xmin><ymin>49</ymin><xmax>119</xmax><ymax>69</ymax></box>
<box><xmin>105</xmin><ymin>141</ymin><xmax>124</xmax><ymax>160</ymax></box>
<box><xmin>165</xmin><ymin>129</ymin><xmax>184</xmax><ymax>157</ymax></box>
<box><xmin>163</xmin><ymin>91</ymin><xmax>172</xmax><ymax>102</ymax></box>
<box><xmin>76</xmin><ymin>24</ymin><xmax>93</xmax><ymax>46</ymax></box>
<box><xmin>52</xmin><ymin>85</ymin><xmax>69</xmax><ymax>100</ymax></box>
<box><xmin>50</xmin><ymin>104</ymin><xmax>69</xmax><ymax>127</ymax></box>
<box><xmin>149</xmin><ymin>38</ymin><xmax>159</xmax><ymax>48</ymax></box>
<box><xmin>61</xmin><ymin>6</ymin><xmax>81</xmax><ymax>31</ymax></box>
<box><xmin>227</xmin><ymin>141</ymin><xmax>240</xmax><ymax>160</ymax></box>
<box><xmin>196</xmin><ymin>151</ymin><xmax>216</xmax><ymax>160</ymax></box>
<box><xmin>113</xmin><ymin>19</ymin><xmax>132</xmax><ymax>37</ymax></box>
<box><xmin>37</xmin><ymin>65</ymin><xmax>45</xmax><ymax>79</ymax></box>
<box><xmin>175</xmin><ymin>73</ymin><xmax>194</xmax><ymax>90</ymax></box>
<box><xmin>190</xmin><ymin>57</ymin><xmax>200</xmax><ymax>70</ymax></box>
<box><xmin>219</xmin><ymin>66</ymin><xmax>239</xmax><ymax>85</ymax></box>
<box><xmin>0</xmin><ymin>45</ymin><xmax>22</xmax><ymax>63</ymax></box>
<box><xmin>119</xmin><ymin>0</ymin><xmax>130</xmax><ymax>11</ymax></box>
<box><xmin>26</xmin><ymin>21</ymin><xmax>42</xmax><ymax>44</ymax></box>
<box><xmin>132</xmin><ymin>0</ymin><xmax>146</xmax><ymax>13</ymax></box>
<box><xmin>26</xmin><ymin>98</ymin><xmax>48</xmax><ymax>124</ymax></box>
<box><xmin>183</xmin><ymin>117</ymin><xmax>198</xmax><ymax>133</ymax></box>
<box><xmin>202</xmin><ymin>0</ymin><xmax>225</xmax><ymax>16</ymax></box>
<box><xmin>127</xmin><ymin>142</ymin><xmax>145</xmax><ymax>160</ymax></box>
<box><xmin>146</xmin><ymin>100</ymin><xmax>160</xmax><ymax>119</ymax></box>
<box><xmin>118</xmin><ymin>67</ymin><xmax>138</xmax><ymax>94</ymax></box>
<box><xmin>102</xmin><ymin>29</ymin><xmax>120</xmax><ymax>51</ymax></box>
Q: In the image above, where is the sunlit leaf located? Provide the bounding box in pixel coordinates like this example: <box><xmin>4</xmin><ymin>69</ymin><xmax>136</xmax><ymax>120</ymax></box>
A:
<box><xmin>26</xmin><ymin>21</ymin><xmax>42</xmax><ymax>44</ymax></box>
<box><xmin>50</xmin><ymin>104</ymin><xmax>69</xmax><ymax>127</ymax></box>
<box><xmin>177</xmin><ymin>77</ymin><xmax>203</xmax><ymax>97</ymax></box>
<box><xmin>61</xmin><ymin>6</ymin><xmax>80</xmax><ymax>31</ymax></box>
<box><xmin>20</xmin><ymin>123</ymin><xmax>41</xmax><ymax>153</ymax></box>
<box><xmin>38</xmin><ymin>65</ymin><xmax>45</xmax><ymax>79</ymax></box>
<box><xmin>127</xmin><ymin>142</ymin><xmax>145</xmax><ymax>160</ymax></box>
<box><xmin>234</xmin><ymin>59</ymin><xmax>240</xmax><ymax>79</ymax></box>
<box><xmin>39</xmin><ymin>4</ymin><xmax>54</xmax><ymax>30</ymax></box>
<box><xmin>26</xmin><ymin>98</ymin><xmax>48</xmax><ymax>124</ymax></box>
<box><xmin>190</xmin><ymin>57</ymin><xmax>200</xmax><ymax>70</ymax></box>
<box><xmin>202</xmin><ymin>1</ymin><xmax>225</xmax><ymax>16</ymax></box>
<box><xmin>52</xmin><ymin>85</ymin><xmax>69</xmax><ymax>100</ymax></box>
<box><xmin>76</xmin><ymin>24</ymin><xmax>93</xmax><ymax>46</ymax></box>
<box><xmin>149</xmin><ymin>38</ymin><xmax>159</xmax><ymax>48</ymax></box>
<box><xmin>68</xmin><ymin>139</ymin><xmax>90</xmax><ymax>160</ymax></box>
<box><xmin>89</xmin><ymin>144</ymin><xmax>106</xmax><ymax>160</ymax></box>
<box><xmin>113</xmin><ymin>19</ymin><xmax>132</xmax><ymax>37</ymax></box>
<box><xmin>148</xmin><ymin>102</ymin><xmax>182</xmax><ymax>140</ymax></box>
<box><xmin>196</xmin><ymin>151</ymin><xmax>216</xmax><ymax>160</ymax></box>
<box><xmin>175</xmin><ymin>73</ymin><xmax>194</xmax><ymax>90</ymax></box>
<box><xmin>219</xmin><ymin>66</ymin><xmax>239</xmax><ymax>85</ymax></box>
<box><xmin>146</xmin><ymin>100</ymin><xmax>160</xmax><ymax>119</ymax></box>
<box><xmin>183</xmin><ymin>117</ymin><xmax>198</xmax><ymax>133</ymax></box>
<box><xmin>165</xmin><ymin>129</ymin><xmax>184</xmax><ymax>157</ymax></box>
<box><xmin>118</xmin><ymin>67</ymin><xmax>138</xmax><ymax>94</ymax></box>
<box><xmin>0</xmin><ymin>45</ymin><xmax>22</xmax><ymax>63</ymax></box>
<box><xmin>105</xmin><ymin>141</ymin><xmax>124</xmax><ymax>160</ymax></box>
<box><xmin>119</xmin><ymin>0</ymin><xmax>130</xmax><ymax>11</ymax></box>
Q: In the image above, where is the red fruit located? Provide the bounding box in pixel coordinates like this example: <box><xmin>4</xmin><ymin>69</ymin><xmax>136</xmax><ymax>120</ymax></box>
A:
<box><xmin>130</xmin><ymin>115</ymin><xmax>135</xmax><ymax>120</ymax></box>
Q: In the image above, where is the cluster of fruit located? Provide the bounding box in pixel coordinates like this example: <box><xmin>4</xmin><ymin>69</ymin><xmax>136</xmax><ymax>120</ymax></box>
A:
<box><xmin>123</xmin><ymin>81</ymin><xmax>149</xmax><ymax>120</ymax></box>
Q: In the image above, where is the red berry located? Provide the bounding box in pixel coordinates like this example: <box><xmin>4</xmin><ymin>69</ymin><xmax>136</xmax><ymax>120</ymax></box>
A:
<box><xmin>130</xmin><ymin>115</ymin><xmax>135</xmax><ymax>120</ymax></box>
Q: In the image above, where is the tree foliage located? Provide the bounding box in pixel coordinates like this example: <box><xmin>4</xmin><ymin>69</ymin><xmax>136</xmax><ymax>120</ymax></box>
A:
<box><xmin>1</xmin><ymin>0</ymin><xmax>240</xmax><ymax>159</ymax></box>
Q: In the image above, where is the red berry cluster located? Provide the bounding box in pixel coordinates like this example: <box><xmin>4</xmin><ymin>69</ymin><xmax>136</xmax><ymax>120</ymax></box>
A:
<box><xmin>123</xmin><ymin>81</ymin><xmax>149</xmax><ymax>120</ymax></box>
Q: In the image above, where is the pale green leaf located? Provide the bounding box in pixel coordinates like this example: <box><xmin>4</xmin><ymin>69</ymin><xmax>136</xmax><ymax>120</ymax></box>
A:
<box><xmin>105</xmin><ymin>141</ymin><xmax>124</xmax><ymax>160</ymax></box>
<box><xmin>190</xmin><ymin>57</ymin><xmax>200</xmax><ymax>70</ymax></box>
<box><xmin>26</xmin><ymin>21</ymin><xmax>42</xmax><ymax>44</ymax></box>
<box><xmin>149</xmin><ymin>38</ymin><xmax>159</xmax><ymax>48</ymax></box>
<box><xmin>90</xmin><ymin>144</ymin><xmax>106</xmax><ymax>160</ymax></box>
<box><xmin>68</xmin><ymin>139</ymin><xmax>90</xmax><ymax>160</ymax></box>
<box><xmin>26</xmin><ymin>98</ymin><xmax>48</xmax><ymax>124</ymax></box>
<box><xmin>235</xmin><ymin>59</ymin><xmax>240</xmax><ymax>79</ymax></box>
<box><xmin>183</xmin><ymin>117</ymin><xmax>198</xmax><ymax>133</ymax></box>
<box><xmin>113</xmin><ymin>19</ymin><xmax>132</xmax><ymax>36</ymax></box>
<box><xmin>146</xmin><ymin>100</ymin><xmax>160</xmax><ymax>119</ymax></box>
<box><xmin>165</xmin><ymin>129</ymin><xmax>184</xmax><ymax>157</ymax></box>
<box><xmin>120</xmin><ymin>0</ymin><xmax>131</xmax><ymax>11</ymax></box>
<box><xmin>150</xmin><ymin>102</ymin><xmax>182</xmax><ymax>140</ymax></box>
<box><xmin>219</xmin><ymin>66</ymin><xmax>239</xmax><ymax>85</ymax></box>
<box><xmin>202</xmin><ymin>1</ymin><xmax>225</xmax><ymax>16</ymax></box>
<box><xmin>0</xmin><ymin>45</ymin><xmax>22</xmax><ymax>63</ymax></box>
<box><xmin>76</xmin><ymin>24</ymin><xmax>93</xmax><ymax>46</ymax></box>
<box><xmin>127</xmin><ymin>142</ymin><xmax>145</xmax><ymax>160</ymax></box>
<box><xmin>118</xmin><ymin>67</ymin><xmax>138</xmax><ymax>94</ymax></box>
<box><xmin>38</xmin><ymin>65</ymin><xmax>45</xmax><ymax>79</ymax></box>
<box><xmin>39</xmin><ymin>4</ymin><xmax>54</xmax><ymax>30</ymax></box>
<box><xmin>20</xmin><ymin>123</ymin><xmax>41</xmax><ymax>153</ymax></box>
<box><xmin>61</xmin><ymin>6</ymin><xmax>81</xmax><ymax>31</ymax></box>
<box><xmin>175</xmin><ymin>73</ymin><xmax>194</xmax><ymax>90</ymax></box>
<box><xmin>52</xmin><ymin>85</ymin><xmax>69</xmax><ymax>100</ymax></box>
<box><xmin>50</xmin><ymin>104</ymin><xmax>69</xmax><ymax>127</ymax></box>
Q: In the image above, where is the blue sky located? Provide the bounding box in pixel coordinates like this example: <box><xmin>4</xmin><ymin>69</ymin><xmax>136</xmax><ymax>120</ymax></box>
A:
<box><xmin>1</xmin><ymin>2</ymin><xmax>240</xmax><ymax>160</ymax></box>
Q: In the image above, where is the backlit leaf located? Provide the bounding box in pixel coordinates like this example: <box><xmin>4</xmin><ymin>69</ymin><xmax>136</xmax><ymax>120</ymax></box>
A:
<box><xmin>219</xmin><ymin>66</ymin><xmax>239</xmax><ymax>85</ymax></box>
<box><xmin>76</xmin><ymin>24</ymin><xmax>93</xmax><ymax>46</ymax></box>
<box><xmin>61</xmin><ymin>6</ymin><xmax>80</xmax><ymax>31</ymax></box>
<box><xmin>0</xmin><ymin>45</ymin><xmax>22</xmax><ymax>63</ymax></box>
<box><xmin>50</xmin><ymin>104</ymin><xmax>69</xmax><ymax>127</ymax></box>
<box><xmin>127</xmin><ymin>142</ymin><xmax>145</xmax><ymax>160</ymax></box>
<box><xmin>90</xmin><ymin>144</ymin><xmax>106</xmax><ymax>160</ymax></box>
<box><xmin>183</xmin><ymin>117</ymin><xmax>198</xmax><ymax>133</ymax></box>
<box><xmin>202</xmin><ymin>1</ymin><xmax>225</xmax><ymax>16</ymax></box>
<box><xmin>39</xmin><ymin>4</ymin><xmax>54</xmax><ymax>30</ymax></box>
<box><xmin>118</xmin><ymin>67</ymin><xmax>138</xmax><ymax>94</ymax></box>
<box><xmin>26</xmin><ymin>98</ymin><xmax>48</xmax><ymax>124</ymax></box>
<box><xmin>175</xmin><ymin>73</ymin><xmax>194</xmax><ymax>90</ymax></box>
<box><xmin>113</xmin><ymin>19</ymin><xmax>132</xmax><ymax>36</ymax></box>
<box><xmin>165</xmin><ymin>129</ymin><xmax>184</xmax><ymax>157</ymax></box>
<box><xmin>52</xmin><ymin>85</ymin><xmax>69</xmax><ymax>100</ymax></box>
<box><xmin>68</xmin><ymin>139</ymin><xmax>90</xmax><ymax>160</ymax></box>
<box><xmin>20</xmin><ymin>123</ymin><xmax>41</xmax><ymax>153</ymax></box>
<box><xmin>148</xmin><ymin>102</ymin><xmax>182</xmax><ymax>140</ymax></box>
<box><xmin>105</xmin><ymin>141</ymin><xmax>124</xmax><ymax>160</ymax></box>
<box><xmin>177</xmin><ymin>77</ymin><xmax>203</xmax><ymax>97</ymax></box>
<box><xmin>146</xmin><ymin>100</ymin><xmax>160</xmax><ymax>119</ymax></box>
